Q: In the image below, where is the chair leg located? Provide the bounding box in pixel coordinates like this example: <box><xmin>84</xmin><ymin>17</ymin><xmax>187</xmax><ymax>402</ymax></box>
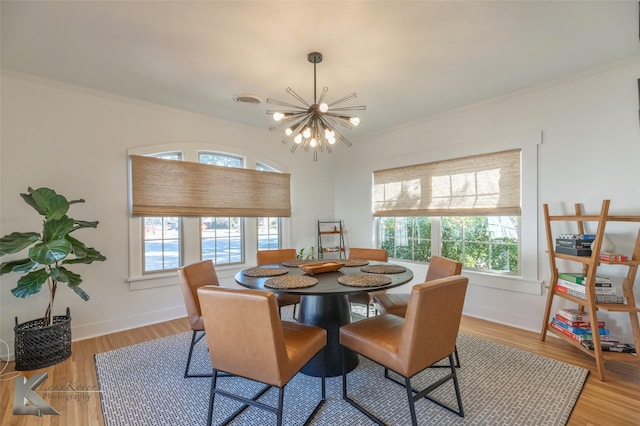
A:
<box><xmin>304</xmin><ymin>348</ymin><xmax>326</xmax><ymax>426</ymax></box>
<box><xmin>404</xmin><ymin>376</ymin><xmax>419</xmax><ymax>426</ymax></box>
<box><xmin>276</xmin><ymin>387</ymin><xmax>284</xmax><ymax>426</ymax></box>
<box><xmin>454</xmin><ymin>345</ymin><xmax>461</xmax><ymax>368</ymax></box>
<box><xmin>341</xmin><ymin>346</ymin><xmax>385</xmax><ymax>425</ymax></box>
<box><xmin>206</xmin><ymin>370</ymin><xmax>218</xmax><ymax>426</ymax></box>
<box><xmin>185</xmin><ymin>330</ymin><xmax>212</xmax><ymax>378</ymax></box>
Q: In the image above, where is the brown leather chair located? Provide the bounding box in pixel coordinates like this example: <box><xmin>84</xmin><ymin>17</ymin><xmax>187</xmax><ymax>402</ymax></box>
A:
<box><xmin>257</xmin><ymin>249</ymin><xmax>301</xmax><ymax>319</ymax></box>
<box><xmin>374</xmin><ymin>255</ymin><xmax>464</xmax><ymax>367</ymax></box>
<box><xmin>177</xmin><ymin>259</ymin><xmax>219</xmax><ymax>378</ymax></box>
<box><xmin>340</xmin><ymin>275</ymin><xmax>469</xmax><ymax>425</ymax></box>
<box><xmin>197</xmin><ymin>286</ymin><xmax>327</xmax><ymax>426</ymax></box>
<box><xmin>346</xmin><ymin>248</ymin><xmax>388</xmax><ymax>317</ymax></box>
<box><xmin>374</xmin><ymin>255</ymin><xmax>463</xmax><ymax>317</ymax></box>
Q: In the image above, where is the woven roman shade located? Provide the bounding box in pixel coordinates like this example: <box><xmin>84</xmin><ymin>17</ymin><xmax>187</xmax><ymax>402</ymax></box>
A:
<box><xmin>373</xmin><ymin>149</ymin><xmax>521</xmax><ymax>217</ymax></box>
<box><xmin>130</xmin><ymin>155</ymin><xmax>291</xmax><ymax>217</ymax></box>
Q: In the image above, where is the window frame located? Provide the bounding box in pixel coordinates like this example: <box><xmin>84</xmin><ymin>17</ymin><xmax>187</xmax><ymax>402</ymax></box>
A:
<box><xmin>368</xmin><ymin>132</ymin><xmax>541</xmax><ymax>295</ymax></box>
<box><xmin>127</xmin><ymin>142</ymin><xmax>290</xmax><ymax>290</ymax></box>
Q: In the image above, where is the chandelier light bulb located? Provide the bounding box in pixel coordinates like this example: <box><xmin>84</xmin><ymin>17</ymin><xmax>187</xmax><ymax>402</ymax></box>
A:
<box><xmin>349</xmin><ymin>116</ymin><xmax>361</xmax><ymax>126</ymax></box>
<box><xmin>328</xmin><ymin>136</ymin><xmax>336</xmax><ymax>145</ymax></box>
<box><xmin>285</xmin><ymin>128</ymin><xmax>293</xmax><ymax>136</ymax></box>
<box><xmin>303</xmin><ymin>127</ymin><xmax>312</xmax><ymax>138</ymax></box>
<box><xmin>294</xmin><ymin>134</ymin><xmax>303</xmax><ymax>144</ymax></box>
<box><xmin>319</xmin><ymin>103</ymin><xmax>328</xmax><ymax>113</ymax></box>
<box><xmin>310</xmin><ymin>138</ymin><xmax>317</xmax><ymax>148</ymax></box>
<box><xmin>273</xmin><ymin>112</ymin><xmax>284</xmax><ymax>122</ymax></box>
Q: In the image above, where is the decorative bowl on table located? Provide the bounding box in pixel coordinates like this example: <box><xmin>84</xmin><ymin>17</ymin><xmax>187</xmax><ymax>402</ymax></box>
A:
<box><xmin>299</xmin><ymin>261</ymin><xmax>347</xmax><ymax>275</ymax></box>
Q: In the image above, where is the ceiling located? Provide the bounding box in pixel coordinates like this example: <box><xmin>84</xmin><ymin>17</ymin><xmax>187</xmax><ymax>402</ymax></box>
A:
<box><xmin>2</xmin><ymin>1</ymin><xmax>639</xmax><ymax>142</ymax></box>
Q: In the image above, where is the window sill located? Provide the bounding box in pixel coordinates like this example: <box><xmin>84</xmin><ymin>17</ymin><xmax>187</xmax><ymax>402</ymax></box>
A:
<box><xmin>127</xmin><ymin>264</ymin><xmax>246</xmax><ymax>291</ymax></box>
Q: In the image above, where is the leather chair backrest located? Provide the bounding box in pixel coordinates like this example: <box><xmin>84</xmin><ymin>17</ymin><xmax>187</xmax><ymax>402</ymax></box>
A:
<box><xmin>257</xmin><ymin>249</ymin><xmax>297</xmax><ymax>266</ymax></box>
<box><xmin>425</xmin><ymin>255</ymin><xmax>462</xmax><ymax>282</ymax></box>
<box><xmin>178</xmin><ymin>260</ymin><xmax>219</xmax><ymax>331</ymax></box>
<box><xmin>197</xmin><ymin>286</ymin><xmax>288</xmax><ymax>386</ymax></box>
<box><xmin>348</xmin><ymin>248</ymin><xmax>388</xmax><ymax>262</ymax></box>
<box><xmin>398</xmin><ymin>275</ymin><xmax>468</xmax><ymax>376</ymax></box>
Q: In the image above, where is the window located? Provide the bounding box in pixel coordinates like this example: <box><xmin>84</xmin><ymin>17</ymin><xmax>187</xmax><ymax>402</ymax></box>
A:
<box><xmin>256</xmin><ymin>162</ymin><xmax>282</xmax><ymax>251</ymax></box>
<box><xmin>199</xmin><ymin>152</ymin><xmax>244</xmax><ymax>265</ymax></box>
<box><xmin>143</xmin><ymin>152</ymin><xmax>182</xmax><ymax>273</ymax></box>
<box><xmin>379</xmin><ymin>216</ymin><xmax>519</xmax><ymax>274</ymax></box>
<box><xmin>128</xmin><ymin>142</ymin><xmax>291</xmax><ymax>288</ymax></box>
<box><xmin>374</xmin><ymin>150</ymin><xmax>521</xmax><ymax>275</ymax></box>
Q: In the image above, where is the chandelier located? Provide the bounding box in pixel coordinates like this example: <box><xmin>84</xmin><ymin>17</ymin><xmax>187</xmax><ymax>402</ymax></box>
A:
<box><xmin>267</xmin><ymin>52</ymin><xmax>366</xmax><ymax>161</ymax></box>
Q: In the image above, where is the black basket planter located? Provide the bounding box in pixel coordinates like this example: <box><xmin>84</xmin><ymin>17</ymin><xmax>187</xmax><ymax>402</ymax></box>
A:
<box><xmin>14</xmin><ymin>307</ymin><xmax>72</xmax><ymax>371</ymax></box>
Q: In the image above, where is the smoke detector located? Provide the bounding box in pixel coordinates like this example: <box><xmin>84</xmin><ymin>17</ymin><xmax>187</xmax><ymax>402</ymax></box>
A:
<box><xmin>233</xmin><ymin>94</ymin><xmax>262</xmax><ymax>105</ymax></box>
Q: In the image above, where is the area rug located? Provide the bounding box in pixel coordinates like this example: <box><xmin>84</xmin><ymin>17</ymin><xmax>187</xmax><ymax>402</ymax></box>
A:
<box><xmin>95</xmin><ymin>314</ymin><xmax>587</xmax><ymax>425</ymax></box>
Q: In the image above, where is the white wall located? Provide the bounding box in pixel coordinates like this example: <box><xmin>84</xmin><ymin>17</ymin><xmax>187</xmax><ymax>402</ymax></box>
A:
<box><xmin>2</xmin><ymin>54</ymin><xmax>639</xmax><ymax>355</ymax></box>
<box><xmin>0</xmin><ymin>73</ymin><xmax>335</xmax><ymax>355</ymax></box>
<box><xmin>334</xmin><ymin>55</ymin><xmax>640</xmax><ymax>339</ymax></box>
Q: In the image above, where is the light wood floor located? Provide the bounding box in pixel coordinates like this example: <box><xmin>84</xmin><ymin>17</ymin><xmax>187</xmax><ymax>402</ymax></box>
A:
<box><xmin>1</xmin><ymin>315</ymin><xmax>638</xmax><ymax>426</ymax></box>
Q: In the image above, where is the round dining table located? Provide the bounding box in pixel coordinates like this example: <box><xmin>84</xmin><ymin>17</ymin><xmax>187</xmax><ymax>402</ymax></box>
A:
<box><xmin>234</xmin><ymin>261</ymin><xmax>413</xmax><ymax>377</ymax></box>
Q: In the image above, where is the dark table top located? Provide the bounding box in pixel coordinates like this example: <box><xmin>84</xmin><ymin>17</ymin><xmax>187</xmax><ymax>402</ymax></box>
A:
<box><xmin>234</xmin><ymin>261</ymin><xmax>414</xmax><ymax>296</ymax></box>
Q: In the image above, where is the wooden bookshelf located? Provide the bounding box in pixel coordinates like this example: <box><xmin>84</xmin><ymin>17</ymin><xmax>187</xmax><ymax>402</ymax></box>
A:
<box><xmin>540</xmin><ymin>200</ymin><xmax>640</xmax><ymax>381</ymax></box>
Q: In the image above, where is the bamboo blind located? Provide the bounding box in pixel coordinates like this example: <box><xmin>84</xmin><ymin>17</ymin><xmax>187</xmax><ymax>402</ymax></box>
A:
<box><xmin>373</xmin><ymin>149</ymin><xmax>521</xmax><ymax>217</ymax></box>
<box><xmin>130</xmin><ymin>155</ymin><xmax>291</xmax><ymax>217</ymax></box>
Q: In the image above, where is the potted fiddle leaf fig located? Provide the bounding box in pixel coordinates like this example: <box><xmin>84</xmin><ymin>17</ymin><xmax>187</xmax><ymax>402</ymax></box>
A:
<box><xmin>0</xmin><ymin>187</ymin><xmax>106</xmax><ymax>370</ymax></box>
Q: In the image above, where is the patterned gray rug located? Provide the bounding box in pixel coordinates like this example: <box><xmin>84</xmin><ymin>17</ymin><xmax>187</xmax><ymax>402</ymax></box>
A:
<box><xmin>95</xmin><ymin>310</ymin><xmax>587</xmax><ymax>426</ymax></box>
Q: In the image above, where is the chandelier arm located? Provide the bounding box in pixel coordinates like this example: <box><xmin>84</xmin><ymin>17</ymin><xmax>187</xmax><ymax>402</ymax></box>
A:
<box><xmin>317</xmin><ymin>87</ymin><xmax>328</xmax><ymax>105</ymax></box>
<box><xmin>331</xmin><ymin>127</ymin><xmax>353</xmax><ymax>147</ymax></box>
<box><xmin>285</xmin><ymin>87</ymin><xmax>311</xmax><ymax>108</ymax></box>
<box><xmin>327</xmin><ymin>92</ymin><xmax>358</xmax><ymax>107</ymax></box>
<box><xmin>269</xmin><ymin>115</ymin><xmax>309</xmax><ymax>132</ymax></box>
<box><xmin>322</xmin><ymin>115</ymin><xmax>353</xmax><ymax>130</ymax></box>
<box><xmin>326</xmin><ymin>105</ymin><xmax>366</xmax><ymax>112</ymax></box>
<box><xmin>266</xmin><ymin>98</ymin><xmax>308</xmax><ymax>110</ymax></box>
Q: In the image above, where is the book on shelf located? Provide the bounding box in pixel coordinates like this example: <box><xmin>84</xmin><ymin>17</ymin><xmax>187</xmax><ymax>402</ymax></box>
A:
<box><xmin>551</xmin><ymin>318</ymin><xmax>609</xmax><ymax>335</ymax></box>
<box><xmin>580</xmin><ymin>340</ymin><xmax>636</xmax><ymax>353</ymax></box>
<box><xmin>556</xmin><ymin>279</ymin><xmax>616</xmax><ymax>295</ymax></box>
<box><xmin>553</xmin><ymin>285</ymin><xmax>624</xmax><ymax>303</ymax></box>
<box><xmin>549</xmin><ymin>321</ymin><xmax>619</xmax><ymax>343</ymax></box>
<box><xmin>600</xmin><ymin>252</ymin><xmax>629</xmax><ymax>262</ymax></box>
<box><xmin>554</xmin><ymin>314</ymin><xmax>605</xmax><ymax>329</ymax></box>
<box><xmin>556</xmin><ymin>237</ymin><xmax>592</xmax><ymax>249</ymax></box>
<box><xmin>555</xmin><ymin>246</ymin><xmax>592</xmax><ymax>256</ymax></box>
<box><xmin>557</xmin><ymin>234</ymin><xmax>596</xmax><ymax>241</ymax></box>
<box><xmin>557</xmin><ymin>272</ymin><xmax>612</xmax><ymax>285</ymax></box>
<box><xmin>557</xmin><ymin>308</ymin><xmax>590</xmax><ymax>322</ymax></box>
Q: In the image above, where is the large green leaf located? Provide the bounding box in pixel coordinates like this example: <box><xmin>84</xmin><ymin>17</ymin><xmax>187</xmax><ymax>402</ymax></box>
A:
<box><xmin>43</xmin><ymin>216</ymin><xmax>74</xmax><ymax>241</ymax></box>
<box><xmin>63</xmin><ymin>245</ymin><xmax>106</xmax><ymax>264</ymax></box>
<box><xmin>20</xmin><ymin>187</ymin><xmax>70</xmax><ymax>221</ymax></box>
<box><xmin>11</xmin><ymin>268</ymin><xmax>49</xmax><ymax>298</ymax></box>
<box><xmin>0</xmin><ymin>258</ymin><xmax>37</xmax><ymax>275</ymax></box>
<box><xmin>72</xmin><ymin>220</ymin><xmax>99</xmax><ymax>230</ymax></box>
<box><xmin>29</xmin><ymin>239</ymin><xmax>71</xmax><ymax>265</ymax></box>
<box><xmin>0</xmin><ymin>232</ymin><xmax>40</xmax><ymax>256</ymax></box>
<box><xmin>50</xmin><ymin>266</ymin><xmax>82</xmax><ymax>286</ymax></box>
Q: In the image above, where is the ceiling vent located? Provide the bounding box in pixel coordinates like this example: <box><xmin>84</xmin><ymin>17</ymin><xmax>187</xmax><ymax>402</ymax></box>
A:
<box><xmin>233</xmin><ymin>94</ymin><xmax>262</xmax><ymax>105</ymax></box>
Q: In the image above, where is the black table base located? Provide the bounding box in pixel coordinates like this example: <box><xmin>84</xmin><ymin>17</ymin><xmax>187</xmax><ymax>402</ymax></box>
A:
<box><xmin>298</xmin><ymin>294</ymin><xmax>358</xmax><ymax>377</ymax></box>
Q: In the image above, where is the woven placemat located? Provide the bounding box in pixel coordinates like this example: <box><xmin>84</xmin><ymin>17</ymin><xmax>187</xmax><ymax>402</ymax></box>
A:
<box><xmin>360</xmin><ymin>264</ymin><xmax>406</xmax><ymax>274</ymax></box>
<box><xmin>338</xmin><ymin>273</ymin><xmax>392</xmax><ymax>287</ymax></box>
<box><xmin>343</xmin><ymin>259</ymin><xmax>369</xmax><ymax>267</ymax></box>
<box><xmin>242</xmin><ymin>267</ymin><xmax>289</xmax><ymax>277</ymax></box>
<box><xmin>264</xmin><ymin>275</ymin><xmax>318</xmax><ymax>289</ymax></box>
<box><xmin>281</xmin><ymin>259</ymin><xmax>317</xmax><ymax>267</ymax></box>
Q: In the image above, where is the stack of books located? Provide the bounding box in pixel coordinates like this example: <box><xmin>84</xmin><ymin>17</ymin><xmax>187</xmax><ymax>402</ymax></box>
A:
<box><xmin>555</xmin><ymin>234</ymin><xmax>594</xmax><ymax>256</ymax></box>
<box><xmin>600</xmin><ymin>252</ymin><xmax>629</xmax><ymax>262</ymax></box>
<box><xmin>550</xmin><ymin>308</ymin><xmax>612</xmax><ymax>342</ymax></box>
<box><xmin>554</xmin><ymin>272</ymin><xmax>624</xmax><ymax>304</ymax></box>
<box><xmin>551</xmin><ymin>309</ymin><xmax>636</xmax><ymax>353</ymax></box>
